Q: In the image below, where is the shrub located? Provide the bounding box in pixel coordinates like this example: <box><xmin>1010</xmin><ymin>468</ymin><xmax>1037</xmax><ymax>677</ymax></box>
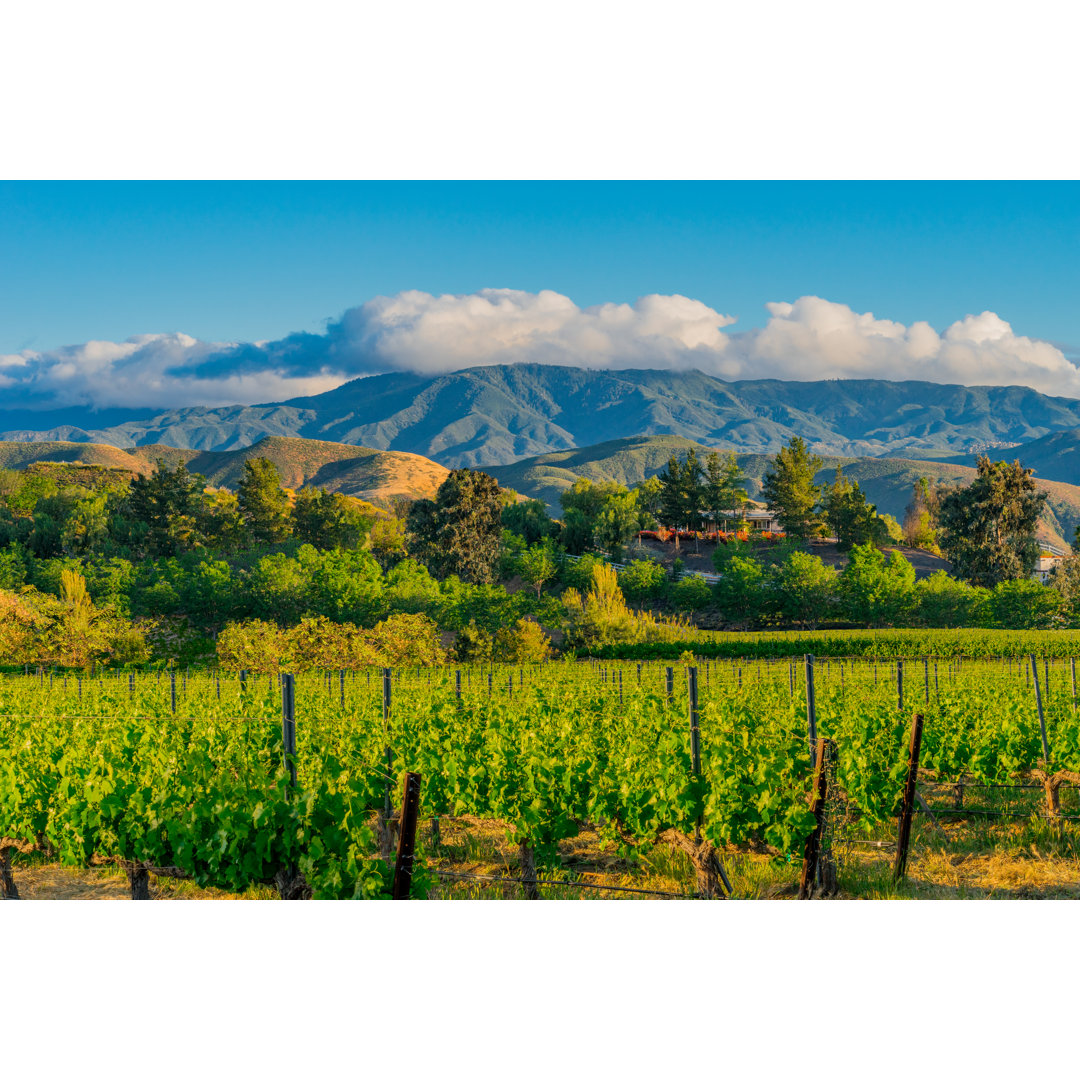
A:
<box><xmin>618</xmin><ymin>559</ymin><xmax>669</xmax><ymax>603</ymax></box>
<box><xmin>454</xmin><ymin>620</ymin><xmax>494</xmax><ymax>662</ymax></box>
<box><xmin>914</xmin><ymin>571</ymin><xmax>987</xmax><ymax>628</ymax></box>
<box><xmin>494</xmin><ymin>618</ymin><xmax>552</xmax><ymax>662</ymax></box>
<box><xmin>984</xmin><ymin>579</ymin><xmax>1064</xmax><ymax>630</ymax></box>
<box><xmin>774</xmin><ymin>552</ymin><xmax>839</xmax><ymax>630</ymax></box>
<box><xmin>672</xmin><ymin>575</ymin><xmax>712</xmax><ymax>612</ymax></box>
<box><xmin>714</xmin><ymin>555</ymin><xmax>768</xmax><ymax>624</ymax></box>
<box><xmin>560</xmin><ymin>553</ymin><xmax>604</xmax><ymax>592</ymax></box>
<box><xmin>563</xmin><ymin>563</ymin><xmax>691</xmax><ymax>650</ymax></box>
<box><xmin>368</xmin><ymin>612</ymin><xmax>444</xmax><ymax>666</ymax></box>
<box><xmin>216</xmin><ymin>619</ymin><xmax>289</xmax><ymax>673</ymax></box>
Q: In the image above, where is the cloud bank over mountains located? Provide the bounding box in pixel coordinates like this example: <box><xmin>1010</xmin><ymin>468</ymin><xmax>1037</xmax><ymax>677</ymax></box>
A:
<box><xmin>2</xmin><ymin>289</ymin><xmax>1077</xmax><ymax>414</ymax></box>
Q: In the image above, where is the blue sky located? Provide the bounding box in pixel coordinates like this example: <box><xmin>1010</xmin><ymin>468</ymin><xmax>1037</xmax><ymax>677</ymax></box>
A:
<box><xmin>3</xmin><ymin>182</ymin><xmax>1080</xmax><ymax>415</ymax></box>
<box><xmin>3</xmin><ymin>181</ymin><xmax>1077</xmax><ymax>355</ymax></box>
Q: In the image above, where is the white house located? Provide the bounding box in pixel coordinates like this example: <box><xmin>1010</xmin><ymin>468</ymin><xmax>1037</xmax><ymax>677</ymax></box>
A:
<box><xmin>714</xmin><ymin>508</ymin><xmax>783</xmax><ymax>533</ymax></box>
<box><xmin>1033</xmin><ymin>555</ymin><xmax>1064</xmax><ymax>583</ymax></box>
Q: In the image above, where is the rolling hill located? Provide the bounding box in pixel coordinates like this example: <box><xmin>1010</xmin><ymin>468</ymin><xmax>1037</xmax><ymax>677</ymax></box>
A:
<box><xmin>0</xmin><ymin>437</ymin><xmax>449</xmax><ymax>506</ymax></box>
<box><xmin>6</xmin><ymin>364</ymin><xmax>1080</xmax><ymax>468</ymax></box>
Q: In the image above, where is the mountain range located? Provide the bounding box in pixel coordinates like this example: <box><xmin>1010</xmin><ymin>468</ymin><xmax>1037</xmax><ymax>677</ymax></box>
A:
<box><xmin>5</xmin><ymin>364</ymin><xmax>1080</xmax><ymax>482</ymax></box>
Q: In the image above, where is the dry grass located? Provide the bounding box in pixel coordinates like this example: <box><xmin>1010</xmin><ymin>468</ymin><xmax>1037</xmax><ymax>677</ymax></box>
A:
<box><xmin>8</xmin><ymin>813</ymin><xmax>1077</xmax><ymax>900</ymax></box>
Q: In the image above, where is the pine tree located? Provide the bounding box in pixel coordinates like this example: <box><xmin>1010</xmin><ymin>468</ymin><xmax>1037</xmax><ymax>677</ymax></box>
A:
<box><xmin>761</xmin><ymin>437</ymin><xmax>823</xmax><ymax>540</ymax></box>
<box><xmin>237</xmin><ymin>457</ymin><xmax>292</xmax><ymax>546</ymax></box>
<box><xmin>658</xmin><ymin>454</ymin><xmax>684</xmax><ymax>527</ymax></box>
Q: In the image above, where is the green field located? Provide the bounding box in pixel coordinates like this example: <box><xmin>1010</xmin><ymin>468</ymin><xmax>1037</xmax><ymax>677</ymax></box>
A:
<box><xmin>2</xmin><ymin>654</ymin><xmax>1078</xmax><ymax>900</ymax></box>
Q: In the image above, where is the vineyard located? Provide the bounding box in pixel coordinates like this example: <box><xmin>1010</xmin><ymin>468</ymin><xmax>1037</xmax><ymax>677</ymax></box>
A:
<box><xmin>2</xmin><ymin>655</ymin><xmax>1079</xmax><ymax>900</ymax></box>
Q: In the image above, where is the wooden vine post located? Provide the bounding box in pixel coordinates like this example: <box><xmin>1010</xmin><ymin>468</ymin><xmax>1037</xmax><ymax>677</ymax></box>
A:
<box><xmin>0</xmin><ymin>845</ymin><xmax>18</xmax><ymax>900</ymax></box>
<box><xmin>379</xmin><ymin>667</ymin><xmax>396</xmax><ymax>859</ymax></box>
<box><xmin>391</xmin><ymin>772</ymin><xmax>423</xmax><ymax>899</ymax></box>
<box><xmin>804</xmin><ymin>654</ymin><xmax>817</xmax><ymax>750</ymax></box>
<box><xmin>1030</xmin><ymin>654</ymin><xmax>1050</xmax><ymax>764</ymax></box>
<box><xmin>893</xmin><ymin>712</ymin><xmax>925</xmax><ymax>883</ymax></box>
<box><xmin>271</xmin><ymin>671</ymin><xmax>310</xmax><ymax>899</ymax></box>
<box><xmin>799</xmin><ymin>737</ymin><xmax>835</xmax><ymax>899</ymax></box>
<box><xmin>281</xmin><ymin>672</ymin><xmax>297</xmax><ymax>788</ymax></box>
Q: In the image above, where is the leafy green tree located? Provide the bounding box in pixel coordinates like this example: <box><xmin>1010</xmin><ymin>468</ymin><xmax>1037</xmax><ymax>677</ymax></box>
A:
<box><xmin>658</xmin><ymin>450</ymin><xmax>705</xmax><ymax>529</ymax></box>
<box><xmin>237</xmin><ymin>457</ymin><xmax>292</xmax><ymax>546</ymax></box>
<box><xmin>761</xmin><ymin>437</ymin><xmax>823</xmax><ymax>541</ymax></box>
<box><xmin>126</xmin><ymin>460</ymin><xmax>205</xmax><ymax>557</ymax></box>
<box><xmin>560</xmin><ymin>552</ymin><xmax>605</xmax><ymax>592</ymax></box>
<box><xmin>593</xmin><ymin>490</ymin><xmax>640</xmax><ymax>561</ymax></box>
<box><xmin>634</xmin><ymin>475</ymin><xmax>664</xmax><ymax>527</ymax></box>
<box><xmin>6</xmin><ymin>472</ymin><xmax>58</xmax><ymax>517</ymax></box>
<box><xmin>774</xmin><ymin>551</ymin><xmax>837</xmax><ymax>629</ymax></box>
<box><xmin>384</xmin><ymin>558</ymin><xmax>440</xmax><ymax>614</ymax></box>
<box><xmin>936</xmin><ymin>456</ymin><xmax>1047</xmax><ymax>587</ymax></box>
<box><xmin>293</xmin><ymin>487</ymin><xmax>369</xmax><ymax>550</ymax></box>
<box><xmin>502</xmin><ymin>498</ymin><xmax>557</xmax><ymax>544</ymax></box>
<box><xmin>558</xmin><ymin>477</ymin><xmax>631</xmax><ymax>554</ymax></box>
<box><xmin>61</xmin><ymin>490</ymin><xmax>112</xmax><ymax>556</ymax></box>
<box><xmin>82</xmin><ymin>556</ymin><xmax>137</xmax><ymax>615</ymax></box>
<box><xmin>839</xmin><ymin>543</ymin><xmax>916</xmax><ymax>627</ymax></box>
<box><xmin>174</xmin><ymin>558</ymin><xmax>241</xmax><ymax>629</ymax></box>
<box><xmin>407</xmin><ymin>468</ymin><xmax>504</xmax><ymax>584</ymax></box>
<box><xmin>0</xmin><ymin>543</ymin><xmax>30</xmax><ymax>591</ymax></box>
<box><xmin>559</xmin><ymin>507</ymin><xmax>594</xmax><ymax>556</ymax></box>
<box><xmin>198</xmin><ymin>489</ymin><xmax>246</xmax><ymax>553</ymax></box>
<box><xmin>517</xmin><ymin>537</ymin><xmax>559</xmax><ymax>599</ymax></box>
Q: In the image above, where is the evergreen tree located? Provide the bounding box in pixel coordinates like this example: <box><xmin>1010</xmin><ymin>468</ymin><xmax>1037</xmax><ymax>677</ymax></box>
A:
<box><xmin>126</xmin><ymin>460</ymin><xmax>205</xmax><ymax>557</ymax></box>
<box><xmin>406</xmin><ymin>469</ymin><xmax>504</xmax><ymax>583</ymax></box>
<box><xmin>293</xmin><ymin>487</ymin><xmax>368</xmax><ymax>550</ymax></box>
<box><xmin>704</xmin><ymin>450</ymin><xmax>747</xmax><ymax>530</ymax></box>
<box><xmin>682</xmin><ymin>448</ymin><xmax>705</xmax><ymax>530</ymax></box>
<box><xmin>237</xmin><ymin>458</ymin><xmax>292</xmax><ymax>546</ymax></box>
<box><xmin>761</xmin><ymin>437</ymin><xmax>823</xmax><ymax>540</ymax></box>
<box><xmin>936</xmin><ymin>456</ymin><xmax>1047</xmax><ymax>587</ymax></box>
<box><xmin>821</xmin><ymin>468</ymin><xmax>887</xmax><ymax>550</ymax></box>
<box><xmin>657</xmin><ymin>450</ymin><xmax>708</xmax><ymax>529</ymax></box>
<box><xmin>657</xmin><ymin>454</ymin><xmax>684</xmax><ymax>527</ymax></box>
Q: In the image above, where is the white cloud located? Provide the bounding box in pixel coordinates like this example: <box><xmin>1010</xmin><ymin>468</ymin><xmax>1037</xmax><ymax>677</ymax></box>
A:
<box><xmin>1</xmin><ymin>290</ymin><xmax>1077</xmax><ymax>414</ymax></box>
<box><xmin>338</xmin><ymin>288</ymin><xmax>737</xmax><ymax>372</ymax></box>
